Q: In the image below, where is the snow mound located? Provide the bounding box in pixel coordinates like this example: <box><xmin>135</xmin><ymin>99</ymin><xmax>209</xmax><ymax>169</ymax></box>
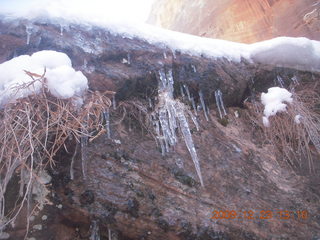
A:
<box><xmin>0</xmin><ymin>50</ymin><xmax>88</xmax><ymax>106</ymax></box>
<box><xmin>0</xmin><ymin>4</ymin><xmax>320</xmax><ymax>71</ymax></box>
<box><xmin>250</xmin><ymin>37</ymin><xmax>320</xmax><ymax>72</ymax></box>
<box><xmin>261</xmin><ymin>87</ymin><xmax>293</xmax><ymax>127</ymax></box>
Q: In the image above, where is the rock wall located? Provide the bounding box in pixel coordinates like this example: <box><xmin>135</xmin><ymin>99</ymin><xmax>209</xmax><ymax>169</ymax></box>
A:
<box><xmin>0</xmin><ymin>18</ymin><xmax>320</xmax><ymax>240</ymax></box>
<box><xmin>148</xmin><ymin>0</ymin><xmax>320</xmax><ymax>43</ymax></box>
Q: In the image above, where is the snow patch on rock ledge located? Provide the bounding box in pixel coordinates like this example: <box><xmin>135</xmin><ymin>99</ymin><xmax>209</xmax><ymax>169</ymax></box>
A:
<box><xmin>0</xmin><ymin>6</ymin><xmax>320</xmax><ymax>72</ymax></box>
<box><xmin>0</xmin><ymin>50</ymin><xmax>88</xmax><ymax>106</ymax></box>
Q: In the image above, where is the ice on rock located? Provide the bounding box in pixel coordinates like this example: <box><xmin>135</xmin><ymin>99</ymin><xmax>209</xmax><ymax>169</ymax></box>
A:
<box><xmin>191</xmin><ymin>97</ymin><xmax>197</xmax><ymax>116</ymax></box>
<box><xmin>176</xmin><ymin>102</ymin><xmax>203</xmax><ymax>186</ymax></box>
<box><xmin>26</xmin><ymin>24</ymin><xmax>32</xmax><ymax>45</ymax></box>
<box><xmin>180</xmin><ymin>85</ymin><xmax>185</xmax><ymax>100</ymax></box>
<box><xmin>163</xmin><ymin>52</ymin><xmax>167</xmax><ymax>59</ymax></box>
<box><xmin>112</xmin><ymin>95</ymin><xmax>116</xmax><ymax>110</ymax></box>
<box><xmin>103</xmin><ymin>109</ymin><xmax>111</xmax><ymax>139</ymax></box>
<box><xmin>183</xmin><ymin>84</ymin><xmax>191</xmax><ymax>101</ymax></box>
<box><xmin>199</xmin><ymin>90</ymin><xmax>209</xmax><ymax>121</ymax></box>
<box><xmin>214</xmin><ymin>89</ymin><xmax>227</xmax><ymax>119</ymax></box>
<box><xmin>80</xmin><ymin>132</ymin><xmax>88</xmax><ymax>179</ymax></box>
<box><xmin>155</xmin><ymin>69</ymin><xmax>204</xmax><ymax>186</ymax></box>
<box><xmin>291</xmin><ymin>75</ymin><xmax>300</xmax><ymax>85</ymax></box>
<box><xmin>276</xmin><ymin>75</ymin><xmax>284</xmax><ymax>88</ymax></box>
<box><xmin>90</xmin><ymin>220</ymin><xmax>100</xmax><ymax>240</ymax></box>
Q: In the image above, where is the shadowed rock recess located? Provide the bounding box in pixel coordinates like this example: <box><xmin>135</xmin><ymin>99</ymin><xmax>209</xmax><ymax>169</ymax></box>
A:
<box><xmin>0</xmin><ymin>19</ymin><xmax>320</xmax><ymax>240</ymax></box>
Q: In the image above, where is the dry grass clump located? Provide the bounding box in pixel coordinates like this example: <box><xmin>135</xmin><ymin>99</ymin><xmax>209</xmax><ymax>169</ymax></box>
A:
<box><xmin>245</xmin><ymin>87</ymin><xmax>320</xmax><ymax>172</ymax></box>
<box><xmin>0</xmin><ymin>72</ymin><xmax>111</xmax><ymax>232</ymax></box>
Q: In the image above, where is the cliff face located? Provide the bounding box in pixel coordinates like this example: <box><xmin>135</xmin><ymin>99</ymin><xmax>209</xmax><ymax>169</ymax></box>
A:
<box><xmin>0</xmin><ymin>19</ymin><xmax>320</xmax><ymax>240</ymax></box>
<box><xmin>148</xmin><ymin>0</ymin><xmax>320</xmax><ymax>43</ymax></box>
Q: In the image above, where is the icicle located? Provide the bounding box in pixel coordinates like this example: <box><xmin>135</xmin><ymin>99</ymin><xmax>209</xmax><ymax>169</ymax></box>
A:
<box><xmin>199</xmin><ymin>90</ymin><xmax>209</xmax><ymax>121</ymax></box>
<box><xmin>112</xmin><ymin>95</ymin><xmax>116</xmax><ymax>110</ymax></box>
<box><xmin>191</xmin><ymin>97</ymin><xmax>197</xmax><ymax>116</ymax></box>
<box><xmin>171</xmin><ymin>49</ymin><xmax>176</xmax><ymax>59</ymax></box>
<box><xmin>80</xmin><ymin>115</ymin><xmax>89</xmax><ymax>179</ymax></box>
<box><xmin>148</xmin><ymin>98</ymin><xmax>152</xmax><ymax>108</ymax></box>
<box><xmin>276</xmin><ymin>75</ymin><xmax>284</xmax><ymax>87</ymax></box>
<box><xmin>153</xmin><ymin>115</ymin><xmax>166</xmax><ymax>155</ymax></box>
<box><xmin>191</xmin><ymin>65</ymin><xmax>197</xmax><ymax>73</ymax></box>
<box><xmin>158</xmin><ymin>69</ymin><xmax>167</xmax><ymax>90</ymax></box>
<box><xmin>127</xmin><ymin>53</ymin><xmax>131</xmax><ymax>65</ymax></box>
<box><xmin>215</xmin><ymin>91</ymin><xmax>222</xmax><ymax>119</ymax></box>
<box><xmin>165</xmin><ymin>69</ymin><xmax>174</xmax><ymax>97</ymax></box>
<box><xmin>215</xmin><ymin>89</ymin><xmax>227</xmax><ymax>119</ymax></box>
<box><xmin>80</xmin><ymin>134</ymin><xmax>88</xmax><ymax>179</ymax></box>
<box><xmin>180</xmin><ymin>85</ymin><xmax>185</xmax><ymax>100</ymax></box>
<box><xmin>108</xmin><ymin>228</ymin><xmax>112</xmax><ymax>240</ymax></box>
<box><xmin>163</xmin><ymin>52</ymin><xmax>167</xmax><ymax>59</ymax></box>
<box><xmin>90</xmin><ymin>220</ymin><xmax>100</xmax><ymax>240</ymax></box>
<box><xmin>219</xmin><ymin>91</ymin><xmax>227</xmax><ymax>116</ymax></box>
<box><xmin>176</xmin><ymin>103</ymin><xmax>204</xmax><ymax>186</ymax></box>
<box><xmin>188</xmin><ymin>110</ymin><xmax>199</xmax><ymax>131</ymax></box>
<box><xmin>83</xmin><ymin>59</ymin><xmax>88</xmax><ymax>69</ymax></box>
<box><xmin>70</xmin><ymin>143</ymin><xmax>78</xmax><ymax>180</ymax></box>
<box><xmin>103</xmin><ymin>109</ymin><xmax>111</xmax><ymax>139</ymax></box>
<box><xmin>155</xmin><ymin>69</ymin><xmax>204</xmax><ymax>186</ymax></box>
<box><xmin>183</xmin><ymin>85</ymin><xmax>191</xmax><ymax>101</ymax></box>
<box><xmin>291</xmin><ymin>75</ymin><xmax>299</xmax><ymax>85</ymax></box>
<box><xmin>26</xmin><ymin>24</ymin><xmax>32</xmax><ymax>45</ymax></box>
<box><xmin>60</xmin><ymin>24</ymin><xmax>64</xmax><ymax>36</ymax></box>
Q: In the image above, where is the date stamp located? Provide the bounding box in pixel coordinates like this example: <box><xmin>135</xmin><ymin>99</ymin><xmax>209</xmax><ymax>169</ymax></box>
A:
<box><xmin>210</xmin><ymin>210</ymin><xmax>308</xmax><ymax>220</ymax></box>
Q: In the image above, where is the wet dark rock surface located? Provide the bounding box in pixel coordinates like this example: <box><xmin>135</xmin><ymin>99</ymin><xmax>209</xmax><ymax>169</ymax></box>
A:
<box><xmin>0</xmin><ymin>18</ymin><xmax>320</xmax><ymax>240</ymax></box>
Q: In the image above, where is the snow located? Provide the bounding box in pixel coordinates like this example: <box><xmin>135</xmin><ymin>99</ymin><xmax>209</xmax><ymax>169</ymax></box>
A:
<box><xmin>0</xmin><ymin>4</ymin><xmax>320</xmax><ymax>72</ymax></box>
<box><xmin>250</xmin><ymin>37</ymin><xmax>320</xmax><ymax>72</ymax></box>
<box><xmin>0</xmin><ymin>50</ymin><xmax>88</xmax><ymax>106</ymax></box>
<box><xmin>0</xmin><ymin>3</ymin><xmax>320</xmax><ymax>71</ymax></box>
<box><xmin>294</xmin><ymin>114</ymin><xmax>302</xmax><ymax>124</ymax></box>
<box><xmin>261</xmin><ymin>87</ymin><xmax>293</xmax><ymax>127</ymax></box>
<box><xmin>0</xmin><ymin>0</ymin><xmax>155</xmax><ymax>22</ymax></box>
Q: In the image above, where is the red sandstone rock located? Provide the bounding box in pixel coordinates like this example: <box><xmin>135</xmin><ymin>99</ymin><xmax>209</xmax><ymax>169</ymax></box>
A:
<box><xmin>148</xmin><ymin>0</ymin><xmax>320</xmax><ymax>43</ymax></box>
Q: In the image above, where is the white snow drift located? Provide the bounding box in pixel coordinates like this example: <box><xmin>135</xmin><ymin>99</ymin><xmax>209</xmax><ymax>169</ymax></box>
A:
<box><xmin>0</xmin><ymin>50</ymin><xmax>88</xmax><ymax>106</ymax></box>
<box><xmin>1</xmin><ymin>4</ymin><xmax>320</xmax><ymax>72</ymax></box>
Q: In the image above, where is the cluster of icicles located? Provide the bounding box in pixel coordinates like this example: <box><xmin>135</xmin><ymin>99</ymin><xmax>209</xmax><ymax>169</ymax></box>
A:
<box><xmin>150</xmin><ymin>69</ymin><xmax>227</xmax><ymax>187</ymax></box>
<box><xmin>77</xmin><ymin>67</ymin><xmax>228</xmax><ymax>187</ymax></box>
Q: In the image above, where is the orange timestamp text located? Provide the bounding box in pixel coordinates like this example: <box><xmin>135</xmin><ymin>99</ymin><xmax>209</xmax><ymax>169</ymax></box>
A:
<box><xmin>210</xmin><ymin>210</ymin><xmax>308</xmax><ymax>220</ymax></box>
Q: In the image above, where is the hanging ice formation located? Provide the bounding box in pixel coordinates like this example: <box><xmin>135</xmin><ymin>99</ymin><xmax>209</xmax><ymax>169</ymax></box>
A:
<box><xmin>199</xmin><ymin>90</ymin><xmax>209</xmax><ymax>121</ymax></box>
<box><xmin>60</xmin><ymin>24</ymin><xmax>64</xmax><ymax>36</ymax></box>
<box><xmin>191</xmin><ymin>65</ymin><xmax>197</xmax><ymax>73</ymax></box>
<box><xmin>103</xmin><ymin>109</ymin><xmax>111</xmax><ymax>139</ymax></box>
<box><xmin>80</xmin><ymin>115</ymin><xmax>89</xmax><ymax>179</ymax></box>
<box><xmin>26</xmin><ymin>24</ymin><xmax>32</xmax><ymax>45</ymax></box>
<box><xmin>276</xmin><ymin>75</ymin><xmax>285</xmax><ymax>87</ymax></box>
<box><xmin>127</xmin><ymin>53</ymin><xmax>131</xmax><ymax>65</ymax></box>
<box><xmin>80</xmin><ymin>134</ymin><xmax>88</xmax><ymax>179</ymax></box>
<box><xmin>163</xmin><ymin>52</ymin><xmax>167</xmax><ymax>59</ymax></box>
<box><xmin>183</xmin><ymin>84</ymin><xmax>192</xmax><ymax>101</ymax></box>
<box><xmin>180</xmin><ymin>85</ymin><xmax>186</xmax><ymax>100</ymax></box>
<box><xmin>214</xmin><ymin>89</ymin><xmax>227</xmax><ymax>119</ymax></box>
<box><xmin>154</xmin><ymin>69</ymin><xmax>204</xmax><ymax>186</ymax></box>
<box><xmin>112</xmin><ymin>95</ymin><xmax>116</xmax><ymax>110</ymax></box>
<box><xmin>90</xmin><ymin>220</ymin><xmax>100</xmax><ymax>240</ymax></box>
<box><xmin>291</xmin><ymin>75</ymin><xmax>299</xmax><ymax>85</ymax></box>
